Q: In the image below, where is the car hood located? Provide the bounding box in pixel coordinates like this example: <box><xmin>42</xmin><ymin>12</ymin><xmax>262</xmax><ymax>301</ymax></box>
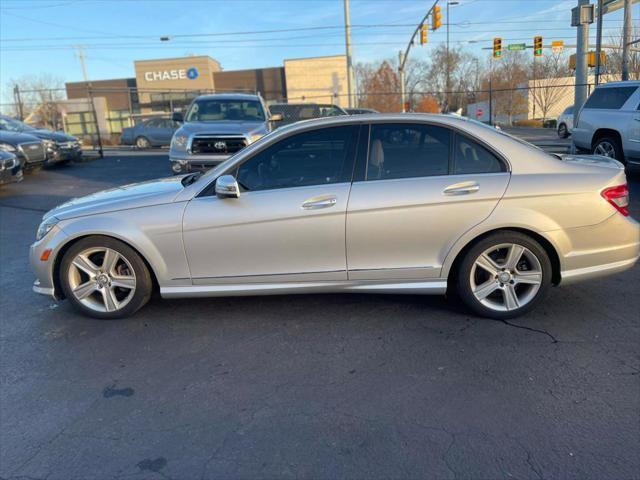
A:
<box><xmin>44</xmin><ymin>176</ymin><xmax>187</xmax><ymax>221</ymax></box>
<box><xmin>0</xmin><ymin>130</ymin><xmax>42</xmax><ymax>144</ymax></box>
<box><xmin>30</xmin><ymin>129</ymin><xmax>77</xmax><ymax>142</ymax></box>
<box><xmin>176</xmin><ymin>120</ymin><xmax>268</xmax><ymax>137</ymax></box>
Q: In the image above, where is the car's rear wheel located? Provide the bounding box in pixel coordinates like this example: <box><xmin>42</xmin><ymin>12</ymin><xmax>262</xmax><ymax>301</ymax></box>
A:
<box><xmin>60</xmin><ymin>236</ymin><xmax>152</xmax><ymax>319</ymax></box>
<box><xmin>557</xmin><ymin>123</ymin><xmax>569</xmax><ymax>138</ymax></box>
<box><xmin>135</xmin><ymin>136</ymin><xmax>151</xmax><ymax>149</ymax></box>
<box><xmin>592</xmin><ymin>136</ymin><xmax>624</xmax><ymax>163</ymax></box>
<box><xmin>456</xmin><ymin>232</ymin><xmax>552</xmax><ymax>319</ymax></box>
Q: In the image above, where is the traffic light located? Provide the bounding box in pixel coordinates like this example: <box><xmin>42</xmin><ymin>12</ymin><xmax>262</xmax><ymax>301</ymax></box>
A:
<box><xmin>420</xmin><ymin>24</ymin><xmax>428</xmax><ymax>45</ymax></box>
<box><xmin>432</xmin><ymin>5</ymin><xmax>442</xmax><ymax>30</ymax></box>
<box><xmin>493</xmin><ymin>37</ymin><xmax>502</xmax><ymax>58</ymax></box>
<box><xmin>534</xmin><ymin>36</ymin><xmax>543</xmax><ymax>57</ymax></box>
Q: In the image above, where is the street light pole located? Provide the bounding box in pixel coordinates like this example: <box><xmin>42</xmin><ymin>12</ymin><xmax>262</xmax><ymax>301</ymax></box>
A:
<box><xmin>621</xmin><ymin>0</ymin><xmax>632</xmax><ymax>81</ymax></box>
<box><xmin>446</xmin><ymin>1</ymin><xmax>459</xmax><ymax>112</ymax></box>
<box><xmin>343</xmin><ymin>0</ymin><xmax>356</xmax><ymax>108</ymax></box>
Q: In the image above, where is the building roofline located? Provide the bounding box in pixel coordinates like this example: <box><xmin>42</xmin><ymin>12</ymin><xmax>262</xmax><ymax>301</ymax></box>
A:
<box><xmin>284</xmin><ymin>54</ymin><xmax>346</xmax><ymax>63</ymax></box>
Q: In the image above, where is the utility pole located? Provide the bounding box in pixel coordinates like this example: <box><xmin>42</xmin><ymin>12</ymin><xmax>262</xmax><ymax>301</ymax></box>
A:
<box><xmin>343</xmin><ymin>0</ymin><xmax>355</xmax><ymax>108</ymax></box>
<box><xmin>573</xmin><ymin>0</ymin><xmax>591</xmax><ymax>113</ymax></box>
<box><xmin>621</xmin><ymin>0</ymin><xmax>632</xmax><ymax>81</ymax></box>
<box><xmin>595</xmin><ymin>0</ymin><xmax>604</xmax><ymax>85</ymax></box>
<box><xmin>75</xmin><ymin>46</ymin><xmax>103</xmax><ymax>158</ymax></box>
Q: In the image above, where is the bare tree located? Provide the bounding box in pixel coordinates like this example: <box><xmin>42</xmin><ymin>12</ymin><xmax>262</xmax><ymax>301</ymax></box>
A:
<box><xmin>355</xmin><ymin>60</ymin><xmax>401</xmax><ymax>112</ymax></box>
<box><xmin>605</xmin><ymin>26</ymin><xmax>640</xmax><ymax>80</ymax></box>
<box><xmin>530</xmin><ymin>51</ymin><xmax>572</xmax><ymax>121</ymax></box>
<box><xmin>478</xmin><ymin>51</ymin><xmax>528</xmax><ymax>125</ymax></box>
<box><xmin>3</xmin><ymin>74</ymin><xmax>65</xmax><ymax>129</ymax></box>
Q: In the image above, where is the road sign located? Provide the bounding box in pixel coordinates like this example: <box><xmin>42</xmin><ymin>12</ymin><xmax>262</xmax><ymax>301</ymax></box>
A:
<box><xmin>551</xmin><ymin>40</ymin><xmax>564</xmax><ymax>53</ymax></box>
<box><xmin>507</xmin><ymin>43</ymin><xmax>526</xmax><ymax>51</ymax></box>
<box><xmin>476</xmin><ymin>108</ymin><xmax>483</xmax><ymax>118</ymax></box>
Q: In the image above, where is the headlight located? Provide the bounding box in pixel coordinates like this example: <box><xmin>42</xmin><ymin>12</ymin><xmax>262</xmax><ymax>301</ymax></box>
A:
<box><xmin>0</xmin><ymin>156</ymin><xmax>17</xmax><ymax>171</ymax></box>
<box><xmin>171</xmin><ymin>134</ymin><xmax>188</xmax><ymax>151</ymax></box>
<box><xmin>0</xmin><ymin>142</ymin><xmax>17</xmax><ymax>152</ymax></box>
<box><xmin>249</xmin><ymin>133</ymin><xmax>265</xmax><ymax>144</ymax></box>
<box><xmin>36</xmin><ymin>218</ymin><xmax>58</xmax><ymax>241</ymax></box>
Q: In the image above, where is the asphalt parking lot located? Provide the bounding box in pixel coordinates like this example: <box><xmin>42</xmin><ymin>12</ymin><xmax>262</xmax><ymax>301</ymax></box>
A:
<box><xmin>1</xmin><ymin>148</ymin><xmax>639</xmax><ymax>479</ymax></box>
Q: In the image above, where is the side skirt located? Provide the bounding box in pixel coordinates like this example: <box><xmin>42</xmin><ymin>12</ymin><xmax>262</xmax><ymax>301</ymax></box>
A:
<box><xmin>160</xmin><ymin>279</ymin><xmax>448</xmax><ymax>298</ymax></box>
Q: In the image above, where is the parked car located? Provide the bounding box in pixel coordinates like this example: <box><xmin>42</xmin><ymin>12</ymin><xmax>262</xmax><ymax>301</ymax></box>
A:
<box><xmin>269</xmin><ymin>103</ymin><xmax>347</xmax><ymax>126</ymax></box>
<box><xmin>0</xmin><ymin>150</ymin><xmax>23</xmax><ymax>185</ymax></box>
<box><xmin>0</xmin><ymin>115</ymin><xmax>81</xmax><ymax>165</ymax></box>
<box><xmin>557</xmin><ymin>105</ymin><xmax>574</xmax><ymax>138</ymax></box>
<box><xmin>0</xmin><ymin>130</ymin><xmax>46</xmax><ymax>170</ymax></box>
<box><xmin>169</xmin><ymin>93</ymin><xmax>280</xmax><ymax>174</ymax></box>
<box><xmin>572</xmin><ymin>81</ymin><xmax>640</xmax><ymax>164</ymax></box>
<box><xmin>345</xmin><ymin>107</ymin><xmax>379</xmax><ymax>115</ymax></box>
<box><xmin>31</xmin><ymin>114</ymin><xmax>638</xmax><ymax>320</ymax></box>
<box><xmin>120</xmin><ymin>117</ymin><xmax>179</xmax><ymax>149</ymax></box>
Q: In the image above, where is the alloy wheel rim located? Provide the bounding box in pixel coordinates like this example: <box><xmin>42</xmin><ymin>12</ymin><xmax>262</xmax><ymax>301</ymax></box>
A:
<box><xmin>595</xmin><ymin>141</ymin><xmax>615</xmax><ymax>158</ymax></box>
<box><xmin>68</xmin><ymin>247</ymin><xmax>136</xmax><ymax>313</ymax></box>
<box><xmin>470</xmin><ymin>243</ymin><xmax>542</xmax><ymax>312</ymax></box>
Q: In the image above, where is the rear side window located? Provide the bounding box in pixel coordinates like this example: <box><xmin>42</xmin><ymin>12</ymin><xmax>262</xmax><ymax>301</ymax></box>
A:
<box><xmin>583</xmin><ymin>86</ymin><xmax>638</xmax><ymax>110</ymax></box>
<box><xmin>367</xmin><ymin>123</ymin><xmax>450</xmax><ymax>180</ymax></box>
<box><xmin>453</xmin><ymin>134</ymin><xmax>506</xmax><ymax>174</ymax></box>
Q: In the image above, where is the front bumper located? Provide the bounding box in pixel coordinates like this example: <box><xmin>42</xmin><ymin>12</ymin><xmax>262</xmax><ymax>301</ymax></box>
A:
<box><xmin>47</xmin><ymin>146</ymin><xmax>82</xmax><ymax>163</ymax></box>
<box><xmin>0</xmin><ymin>165</ymin><xmax>23</xmax><ymax>185</ymax></box>
<box><xmin>170</xmin><ymin>153</ymin><xmax>231</xmax><ymax>174</ymax></box>
<box><xmin>30</xmin><ymin>225</ymin><xmax>70</xmax><ymax>300</ymax></box>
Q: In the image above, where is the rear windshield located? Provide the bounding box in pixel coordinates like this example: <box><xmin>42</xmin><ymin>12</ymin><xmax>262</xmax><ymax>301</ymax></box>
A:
<box><xmin>186</xmin><ymin>99</ymin><xmax>265</xmax><ymax>122</ymax></box>
<box><xmin>583</xmin><ymin>86</ymin><xmax>638</xmax><ymax>110</ymax></box>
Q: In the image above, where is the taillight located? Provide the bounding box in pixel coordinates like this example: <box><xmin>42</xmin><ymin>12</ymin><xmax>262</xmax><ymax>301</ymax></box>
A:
<box><xmin>601</xmin><ymin>184</ymin><xmax>629</xmax><ymax>216</ymax></box>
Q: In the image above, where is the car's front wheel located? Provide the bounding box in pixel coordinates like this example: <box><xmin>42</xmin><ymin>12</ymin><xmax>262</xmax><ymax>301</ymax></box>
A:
<box><xmin>456</xmin><ymin>232</ymin><xmax>552</xmax><ymax>319</ymax></box>
<box><xmin>60</xmin><ymin>236</ymin><xmax>153</xmax><ymax>319</ymax></box>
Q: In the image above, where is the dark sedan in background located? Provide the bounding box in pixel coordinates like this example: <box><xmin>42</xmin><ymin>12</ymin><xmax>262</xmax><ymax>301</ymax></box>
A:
<box><xmin>0</xmin><ymin>150</ymin><xmax>23</xmax><ymax>185</ymax></box>
<box><xmin>0</xmin><ymin>130</ymin><xmax>46</xmax><ymax>170</ymax></box>
<box><xmin>120</xmin><ymin>117</ymin><xmax>180</xmax><ymax>149</ymax></box>
<box><xmin>0</xmin><ymin>115</ymin><xmax>81</xmax><ymax>165</ymax></box>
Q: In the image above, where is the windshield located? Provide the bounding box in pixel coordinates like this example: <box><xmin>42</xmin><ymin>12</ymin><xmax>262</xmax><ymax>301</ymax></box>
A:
<box><xmin>0</xmin><ymin>116</ymin><xmax>35</xmax><ymax>132</ymax></box>
<box><xmin>185</xmin><ymin>99</ymin><xmax>265</xmax><ymax>122</ymax></box>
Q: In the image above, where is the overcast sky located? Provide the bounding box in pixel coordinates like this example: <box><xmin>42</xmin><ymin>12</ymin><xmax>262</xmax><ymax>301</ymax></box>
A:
<box><xmin>0</xmin><ymin>0</ymin><xmax>635</xmax><ymax>87</ymax></box>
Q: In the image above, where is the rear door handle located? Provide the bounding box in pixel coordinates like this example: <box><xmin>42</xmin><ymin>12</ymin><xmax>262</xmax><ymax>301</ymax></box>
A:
<box><xmin>302</xmin><ymin>195</ymin><xmax>337</xmax><ymax>210</ymax></box>
<box><xmin>443</xmin><ymin>182</ymin><xmax>480</xmax><ymax>196</ymax></box>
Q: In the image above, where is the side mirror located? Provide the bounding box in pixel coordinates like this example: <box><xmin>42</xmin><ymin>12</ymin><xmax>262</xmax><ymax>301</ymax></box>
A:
<box><xmin>215</xmin><ymin>175</ymin><xmax>240</xmax><ymax>199</ymax></box>
<box><xmin>171</xmin><ymin>111</ymin><xmax>184</xmax><ymax>123</ymax></box>
<box><xmin>270</xmin><ymin>113</ymin><xmax>283</xmax><ymax>122</ymax></box>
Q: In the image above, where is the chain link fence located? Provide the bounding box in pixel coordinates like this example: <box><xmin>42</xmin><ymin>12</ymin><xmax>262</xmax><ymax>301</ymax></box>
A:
<box><xmin>0</xmin><ymin>80</ymin><xmax>604</xmax><ymax>152</ymax></box>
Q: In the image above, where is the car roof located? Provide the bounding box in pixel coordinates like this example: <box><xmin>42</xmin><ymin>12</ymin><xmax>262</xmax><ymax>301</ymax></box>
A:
<box><xmin>596</xmin><ymin>80</ymin><xmax>640</xmax><ymax>88</ymax></box>
<box><xmin>194</xmin><ymin>93</ymin><xmax>261</xmax><ymax>101</ymax></box>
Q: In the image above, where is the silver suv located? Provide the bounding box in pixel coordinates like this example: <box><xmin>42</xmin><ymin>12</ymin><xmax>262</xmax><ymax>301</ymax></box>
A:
<box><xmin>572</xmin><ymin>81</ymin><xmax>640</xmax><ymax>164</ymax></box>
<box><xmin>169</xmin><ymin>93</ymin><xmax>280</xmax><ymax>173</ymax></box>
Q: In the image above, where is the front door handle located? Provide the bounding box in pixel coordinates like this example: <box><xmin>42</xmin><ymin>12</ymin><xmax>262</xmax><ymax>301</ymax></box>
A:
<box><xmin>302</xmin><ymin>195</ymin><xmax>337</xmax><ymax>210</ymax></box>
<box><xmin>443</xmin><ymin>181</ymin><xmax>480</xmax><ymax>196</ymax></box>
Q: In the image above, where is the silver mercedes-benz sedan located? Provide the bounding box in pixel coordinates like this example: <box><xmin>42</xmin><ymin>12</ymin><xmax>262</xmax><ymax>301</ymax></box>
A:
<box><xmin>30</xmin><ymin>114</ymin><xmax>639</xmax><ymax>320</ymax></box>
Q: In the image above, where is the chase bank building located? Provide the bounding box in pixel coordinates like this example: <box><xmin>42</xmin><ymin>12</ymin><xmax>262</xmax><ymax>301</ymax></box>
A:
<box><xmin>63</xmin><ymin>53</ymin><xmax>348</xmax><ymax>139</ymax></box>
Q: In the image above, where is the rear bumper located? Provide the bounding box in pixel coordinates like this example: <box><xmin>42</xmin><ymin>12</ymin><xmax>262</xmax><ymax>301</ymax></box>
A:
<box><xmin>551</xmin><ymin>213</ymin><xmax>640</xmax><ymax>284</ymax></box>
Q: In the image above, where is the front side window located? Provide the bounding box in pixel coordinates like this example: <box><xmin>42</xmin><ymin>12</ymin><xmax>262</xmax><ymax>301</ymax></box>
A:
<box><xmin>186</xmin><ymin>99</ymin><xmax>266</xmax><ymax>122</ymax></box>
<box><xmin>583</xmin><ymin>86</ymin><xmax>638</xmax><ymax>110</ymax></box>
<box><xmin>367</xmin><ymin>123</ymin><xmax>450</xmax><ymax>180</ymax></box>
<box><xmin>453</xmin><ymin>134</ymin><xmax>506</xmax><ymax>174</ymax></box>
<box><xmin>236</xmin><ymin>126</ymin><xmax>358</xmax><ymax>191</ymax></box>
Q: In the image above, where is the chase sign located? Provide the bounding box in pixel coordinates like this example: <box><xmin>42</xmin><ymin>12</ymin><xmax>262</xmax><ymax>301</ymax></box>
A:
<box><xmin>143</xmin><ymin>67</ymin><xmax>199</xmax><ymax>82</ymax></box>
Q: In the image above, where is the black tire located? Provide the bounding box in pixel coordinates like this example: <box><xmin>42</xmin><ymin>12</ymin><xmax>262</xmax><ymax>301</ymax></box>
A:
<box><xmin>60</xmin><ymin>236</ymin><xmax>153</xmax><ymax>320</ymax></box>
<box><xmin>455</xmin><ymin>231</ymin><xmax>552</xmax><ymax>320</ymax></box>
<box><xmin>557</xmin><ymin>123</ymin><xmax>569</xmax><ymax>138</ymax></box>
<box><xmin>592</xmin><ymin>135</ymin><xmax>625</xmax><ymax>163</ymax></box>
<box><xmin>135</xmin><ymin>136</ymin><xmax>151</xmax><ymax>149</ymax></box>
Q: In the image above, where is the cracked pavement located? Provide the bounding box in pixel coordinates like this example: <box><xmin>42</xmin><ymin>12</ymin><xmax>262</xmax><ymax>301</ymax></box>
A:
<box><xmin>1</xmin><ymin>151</ymin><xmax>638</xmax><ymax>479</ymax></box>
